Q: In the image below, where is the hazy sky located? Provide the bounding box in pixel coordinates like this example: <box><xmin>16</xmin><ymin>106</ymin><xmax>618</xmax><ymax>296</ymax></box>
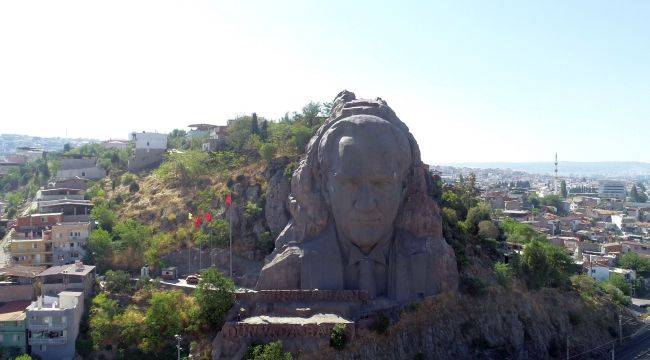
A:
<box><xmin>1</xmin><ymin>1</ymin><xmax>648</xmax><ymax>164</ymax></box>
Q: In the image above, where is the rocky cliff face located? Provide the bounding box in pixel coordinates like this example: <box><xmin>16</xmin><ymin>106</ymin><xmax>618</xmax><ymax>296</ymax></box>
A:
<box><xmin>309</xmin><ymin>287</ymin><xmax>624</xmax><ymax>360</ymax></box>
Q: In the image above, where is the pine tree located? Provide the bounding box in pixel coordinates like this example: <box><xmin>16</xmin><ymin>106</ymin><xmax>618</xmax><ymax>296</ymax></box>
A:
<box><xmin>560</xmin><ymin>180</ymin><xmax>568</xmax><ymax>198</ymax></box>
<box><xmin>251</xmin><ymin>113</ymin><xmax>259</xmax><ymax>135</ymax></box>
<box><xmin>259</xmin><ymin>120</ymin><xmax>268</xmax><ymax>140</ymax></box>
<box><xmin>631</xmin><ymin>184</ymin><xmax>640</xmax><ymax>202</ymax></box>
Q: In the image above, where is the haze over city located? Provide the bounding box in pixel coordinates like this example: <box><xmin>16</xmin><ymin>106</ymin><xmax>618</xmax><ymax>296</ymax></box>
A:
<box><xmin>1</xmin><ymin>1</ymin><xmax>649</xmax><ymax>164</ymax></box>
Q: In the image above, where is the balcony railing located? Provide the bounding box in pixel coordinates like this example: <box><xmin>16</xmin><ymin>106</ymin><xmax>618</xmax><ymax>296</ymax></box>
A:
<box><xmin>29</xmin><ymin>337</ymin><xmax>67</xmax><ymax>345</ymax></box>
<box><xmin>28</xmin><ymin>323</ymin><xmax>67</xmax><ymax>331</ymax></box>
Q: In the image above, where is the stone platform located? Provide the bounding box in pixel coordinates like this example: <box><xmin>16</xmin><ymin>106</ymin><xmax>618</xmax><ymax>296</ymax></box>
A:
<box><xmin>212</xmin><ymin>290</ymin><xmax>375</xmax><ymax>359</ymax></box>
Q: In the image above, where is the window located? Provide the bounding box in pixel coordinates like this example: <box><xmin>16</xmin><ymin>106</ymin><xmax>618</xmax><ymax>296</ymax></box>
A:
<box><xmin>40</xmin><ymin>345</ymin><xmax>47</xmax><ymax>351</ymax></box>
<box><xmin>0</xmin><ymin>334</ymin><xmax>3</xmax><ymax>341</ymax></box>
<box><xmin>13</xmin><ymin>334</ymin><xmax>20</xmax><ymax>341</ymax></box>
<box><xmin>81</xmin><ymin>171</ymin><xmax>86</xmax><ymax>176</ymax></box>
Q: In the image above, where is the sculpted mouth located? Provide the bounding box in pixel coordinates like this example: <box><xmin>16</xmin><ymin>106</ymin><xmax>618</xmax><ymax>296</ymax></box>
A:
<box><xmin>353</xmin><ymin>218</ymin><xmax>381</xmax><ymax>223</ymax></box>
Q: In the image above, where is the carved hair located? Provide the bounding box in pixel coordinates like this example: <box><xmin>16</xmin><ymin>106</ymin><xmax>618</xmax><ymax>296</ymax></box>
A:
<box><xmin>272</xmin><ymin>91</ymin><xmax>443</xmax><ymax>252</ymax></box>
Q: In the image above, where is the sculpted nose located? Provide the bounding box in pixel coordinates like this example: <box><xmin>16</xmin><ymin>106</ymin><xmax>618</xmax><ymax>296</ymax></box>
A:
<box><xmin>354</xmin><ymin>185</ymin><xmax>376</xmax><ymax>211</ymax></box>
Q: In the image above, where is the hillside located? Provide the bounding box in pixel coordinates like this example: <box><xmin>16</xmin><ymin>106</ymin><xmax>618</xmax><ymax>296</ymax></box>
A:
<box><xmin>55</xmin><ymin>102</ymin><xmax>642</xmax><ymax>359</ymax></box>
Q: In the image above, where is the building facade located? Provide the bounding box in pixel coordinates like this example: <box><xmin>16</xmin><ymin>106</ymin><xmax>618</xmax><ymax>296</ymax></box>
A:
<box><xmin>0</xmin><ymin>301</ymin><xmax>29</xmax><ymax>358</ymax></box>
<box><xmin>26</xmin><ymin>292</ymin><xmax>84</xmax><ymax>360</ymax></box>
<box><xmin>50</xmin><ymin>222</ymin><xmax>91</xmax><ymax>265</ymax></box>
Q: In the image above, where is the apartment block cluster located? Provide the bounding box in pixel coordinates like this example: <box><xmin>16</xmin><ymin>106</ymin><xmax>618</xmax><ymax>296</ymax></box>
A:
<box><xmin>1</xmin><ymin>155</ymin><xmax>99</xmax><ymax>359</ymax></box>
<box><xmin>461</xmin><ymin>168</ymin><xmax>650</xmax><ymax>290</ymax></box>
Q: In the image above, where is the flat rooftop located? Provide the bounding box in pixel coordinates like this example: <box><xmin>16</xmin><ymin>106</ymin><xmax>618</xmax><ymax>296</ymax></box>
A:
<box><xmin>38</xmin><ymin>263</ymin><xmax>95</xmax><ymax>277</ymax></box>
<box><xmin>0</xmin><ymin>301</ymin><xmax>30</xmax><ymax>322</ymax></box>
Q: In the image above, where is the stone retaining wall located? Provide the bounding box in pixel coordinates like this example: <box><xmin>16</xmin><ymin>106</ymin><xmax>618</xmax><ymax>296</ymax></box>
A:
<box><xmin>236</xmin><ymin>289</ymin><xmax>369</xmax><ymax>303</ymax></box>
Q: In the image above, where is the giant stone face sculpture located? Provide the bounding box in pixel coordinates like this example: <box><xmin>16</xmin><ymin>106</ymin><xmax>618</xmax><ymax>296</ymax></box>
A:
<box><xmin>257</xmin><ymin>91</ymin><xmax>458</xmax><ymax>301</ymax></box>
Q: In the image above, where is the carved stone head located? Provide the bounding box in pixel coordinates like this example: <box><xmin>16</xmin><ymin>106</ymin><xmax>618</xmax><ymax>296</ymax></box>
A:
<box><xmin>319</xmin><ymin>115</ymin><xmax>412</xmax><ymax>254</ymax></box>
<box><xmin>272</xmin><ymin>90</ymin><xmax>444</xmax><ymax>251</ymax></box>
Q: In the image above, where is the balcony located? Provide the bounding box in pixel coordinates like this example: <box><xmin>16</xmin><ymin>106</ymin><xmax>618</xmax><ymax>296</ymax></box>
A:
<box><xmin>28</xmin><ymin>322</ymin><xmax>67</xmax><ymax>331</ymax></box>
<box><xmin>29</xmin><ymin>337</ymin><xmax>67</xmax><ymax>345</ymax></box>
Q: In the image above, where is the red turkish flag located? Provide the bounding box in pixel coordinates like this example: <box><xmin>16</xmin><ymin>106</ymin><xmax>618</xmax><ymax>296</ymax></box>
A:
<box><xmin>205</xmin><ymin>212</ymin><xmax>212</xmax><ymax>223</ymax></box>
<box><xmin>225</xmin><ymin>194</ymin><xmax>232</xmax><ymax>206</ymax></box>
<box><xmin>194</xmin><ymin>215</ymin><xmax>203</xmax><ymax>228</ymax></box>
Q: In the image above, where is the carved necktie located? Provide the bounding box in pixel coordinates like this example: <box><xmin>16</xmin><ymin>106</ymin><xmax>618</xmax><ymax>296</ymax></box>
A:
<box><xmin>358</xmin><ymin>257</ymin><xmax>376</xmax><ymax>298</ymax></box>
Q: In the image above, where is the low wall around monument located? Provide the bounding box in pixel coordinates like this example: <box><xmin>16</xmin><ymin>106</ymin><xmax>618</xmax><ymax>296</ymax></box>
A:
<box><xmin>236</xmin><ymin>289</ymin><xmax>369</xmax><ymax>303</ymax></box>
<box><xmin>220</xmin><ymin>321</ymin><xmax>355</xmax><ymax>340</ymax></box>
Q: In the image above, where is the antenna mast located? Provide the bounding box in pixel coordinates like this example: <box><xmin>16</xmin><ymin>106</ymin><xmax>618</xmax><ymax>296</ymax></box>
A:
<box><xmin>554</xmin><ymin>153</ymin><xmax>559</xmax><ymax>195</ymax></box>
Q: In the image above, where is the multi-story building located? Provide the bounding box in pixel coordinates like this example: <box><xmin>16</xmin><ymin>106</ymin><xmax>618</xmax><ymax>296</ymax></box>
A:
<box><xmin>35</xmin><ymin>188</ymin><xmax>84</xmax><ymax>202</ymax></box>
<box><xmin>37</xmin><ymin>262</ymin><xmax>96</xmax><ymax>297</ymax></box>
<box><xmin>50</xmin><ymin>222</ymin><xmax>91</xmax><ymax>265</ymax></box>
<box><xmin>9</xmin><ymin>229</ymin><xmax>53</xmax><ymax>267</ymax></box>
<box><xmin>14</xmin><ymin>213</ymin><xmax>63</xmax><ymax>234</ymax></box>
<box><xmin>26</xmin><ymin>291</ymin><xmax>84</xmax><ymax>360</ymax></box>
<box><xmin>598</xmin><ymin>180</ymin><xmax>627</xmax><ymax>200</ymax></box>
<box><xmin>0</xmin><ymin>300</ymin><xmax>30</xmax><ymax>358</ymax></box>
<box><xmin>127</xmin><ymin>131</ymin><xmax>168</xmax><ymax>171</ymax></box>
<box><xmin>37</xmin><ymin>201</ymin><xmax>93</xmax><ymax>223</ymax></box>
<box><xmin>0</xmin><ymin>265</ymin><xmax>44</xmax><ymax>302</ymax></box>
<box><xmin>55</xmin><ymin>155</ymin><xmax>106</xmax><ymax>180</ymax></box>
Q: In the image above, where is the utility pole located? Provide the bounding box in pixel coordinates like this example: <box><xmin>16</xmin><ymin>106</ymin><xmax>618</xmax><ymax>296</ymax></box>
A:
<box><xmin>175</xmin><ymin>334</ymin><xmax>181</xmax><ymax>360</ymax></box>
<box><xmin>611</xmin><ymin>342</ymin><xmax>615</xmax><ymax>360</ymax></box>
<box><xmin>619</xmin><ymin>312</ymin><xmax>623</xmax><ymax>345</ymax></box>
<box><xmin>566</xmin><ymin>335</ymin><xmax>569</xmax><ymax>360</ymax></box>
<box><xmin>229</xmin><ymin>200</ymin><xmax>233</xmax><ymax>279</ymax></box>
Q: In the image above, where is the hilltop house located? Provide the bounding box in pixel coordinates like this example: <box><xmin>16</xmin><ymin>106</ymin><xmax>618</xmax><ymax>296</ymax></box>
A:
<box><xmin>127</xmin><ymin>131</ymin><xmax>168</xmax><ymax>171</ymax></box>
<box><xmin>55</xmin><ymin>155</ymin><xmax>106</xmax><ymax>180</ymax></box>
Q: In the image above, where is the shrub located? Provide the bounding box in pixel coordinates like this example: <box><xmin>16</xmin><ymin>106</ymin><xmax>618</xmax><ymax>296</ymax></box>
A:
<box><xmin>244</xmin><ymin>202</ymin><xmax>262</xmax><ymax>218</ymax></box>
<box><xmin>90</xmin><ymin>203</ymin><xmax>117</xmax><ymax>232</ymax></box>
<box><xmin>259</xmin><ymin>143</ymin><xmax>277</xmax><ymax>162</ymax></box>
<box><xmin>371</xmin><ymin>314</ymin><xmax>390</xmax><ymax>334</ymax></box>
<box><xmin>461</xmin><ymin>275</ymin><xmax>487</xmax><ymax>296</ymax></box>
<box><xmin>128</xmin><ymin>181</ymin><xmax>140</xmax><ymax>193</ymax></box>
<box><xmin>193</xmin><ymin>268</ymin><xmax>235</xmax><ymax>329</ymax></box>
<box><xmin>478</xmin><ymin>220</ymin><xmax>500</xmax><ymax>240</ymax></box>
<box><xmin>105</xmin><ymin>270</ymin><xmax>132</xmax><ymax>294</ymax></box>
<box><xmin>257</xmin><ymin>231</ymin><xmax>275</xmax><ymax>254</ymax></box>
<box><xmin>330</xmin><ymin>324</ymin><xmax>347</xmax><ymax>350</ymax></box>
<box><xmin>493</xmin><ymin>262</ymin><xmax>511</xmax><ymax>286</ymax></box>
<box><xmin>245</xmin><ymin>341</ymin><xmax>292</xmax><ymax>360</ymax></box>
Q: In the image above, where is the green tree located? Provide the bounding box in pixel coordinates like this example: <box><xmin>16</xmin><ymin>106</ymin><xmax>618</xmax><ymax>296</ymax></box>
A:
<box><xmin>193</xmin><ymin>268</ymin><xmax>235</xmax><ymax>329</ymax></box>
<box><xmin>259</xmin><ymin>143</ymin><xmax>277</xmax><ymax>162</ymax></box>
<box><xmin>518</xmin><ymin>240</ymin><xmax>574</xmax><ymax>289</ymax></box>
<box><xmin>245</xmin><ymin>341</ymin><xmax>292</xmax><ymax>360</ymax></box>
<box><xmin>291</xmin><ymin>125</ymin><xmax>312</xmax><ymax>153</ymax></box>
<box><xmin>560</xmin><ymin>180</ymin><xmax>568</xmax><ymax>198</ymax></box>
<box><xmin>63</xmin><ymin>143</ymin><xmax>71</xmax><ymax>152</ymax></box>
<box><xmin>251</xmin><ymin>113</ymin><xmax>260</xmax><ymax>135</ymax></box>
<box><xmin>478</xmin><ymin>220</ymin><xmax>500</xmax><ymax>240</ymax></box>
<box><xmin>618</xmin><ymin>252</ymin><xmax>650</xmax><ymax>276</ymax></box>
<box><xmin>259</xmin><ymin>120</ymin><xmax>269</xmax><ymax>140</ymax></box>
<box><xmin>90</xmin><ymin>203</ymin><xmax>117</xmax><ymax>232</ymax></box>
<box><xmin>105</xmin><ymin>270</ymin><xmax>132</xmax><ymax>294</ymax></box>
<box><xmin>630</xmin><ymin>184</ymin><xmax>648</xmax><ymax>203</ymax></box>
<box><xmin>464</xmin><ymin>203</ymin><xmax>491</xmax><ymax>234</ymax></box>
<box><xmin>87</xmin><ymin>229</ymin><xmax>113</xmax><ymax>272</ymax></box>
<box><xmin>142</xmin><ymin>291</ymin><xmax>192</xmax><ymax>355</ymax></box>
<box><xmin>89</xmin><ymin>293</ymin><xmax>120</xmax><ymax>350</ymax></box>
<box><xmin>493</xmin><ymin>262</ymin><xmax>511</xmax><ymax>286</ymax></box>
<box><xmin>606</xmin><ymin>273</ymin><xmax>631</xmax><ymax>295</ymax></box>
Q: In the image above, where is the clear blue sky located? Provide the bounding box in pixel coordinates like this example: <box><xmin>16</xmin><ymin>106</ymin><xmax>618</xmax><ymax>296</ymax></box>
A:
<box><xmin>0</xmin><ymin>1</ymin><xmax>648</xmax><ymax>164</ymax></box>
